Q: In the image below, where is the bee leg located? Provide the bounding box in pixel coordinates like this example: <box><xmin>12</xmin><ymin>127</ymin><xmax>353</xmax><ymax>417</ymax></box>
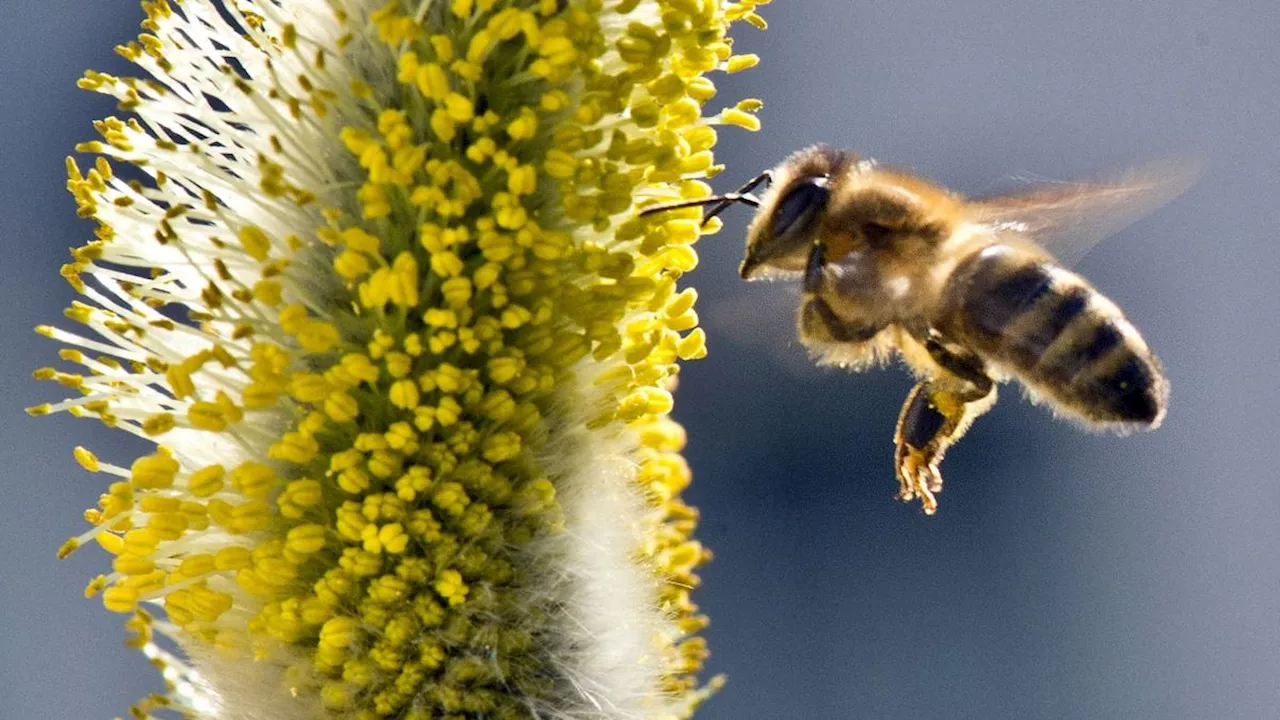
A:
<box><xmin>923</xmin><ymin>331</ymin><xmax>993</xmax><ymax>391</ymax></box>
<box><xmin>803</xmin><ymin>241</ymin><xmax>826</xmax><ymax>294</ymax></box>
<box><xmin>800</xmin><ymin>297</ymin><xmax>884</xmax><ymax>344</ymax></box>
<box><xmin>894</xmin><ymin>342</ymin><xmax>995</xmax><ymax>515</ymax></box>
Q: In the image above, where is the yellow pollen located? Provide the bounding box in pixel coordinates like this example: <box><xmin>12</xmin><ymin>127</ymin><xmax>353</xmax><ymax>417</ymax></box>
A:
<box><xmin>39</xmin><ymin>0</ymin><xmax>761</xmax><ymax>715</ymax></box>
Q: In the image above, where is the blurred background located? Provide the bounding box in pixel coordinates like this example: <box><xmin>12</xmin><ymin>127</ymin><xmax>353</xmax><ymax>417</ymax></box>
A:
<box><xmin>3</xmin><ymin>2</ymin><xmax>1277</xmax><ymax>718</ymax></box>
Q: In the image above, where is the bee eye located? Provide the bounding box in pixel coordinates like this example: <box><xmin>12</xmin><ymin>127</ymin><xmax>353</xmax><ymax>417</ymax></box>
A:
<box><xmin>771</xmin><ymin>176</ymin><xmax>830</xmax><ymax>238</ymax></box>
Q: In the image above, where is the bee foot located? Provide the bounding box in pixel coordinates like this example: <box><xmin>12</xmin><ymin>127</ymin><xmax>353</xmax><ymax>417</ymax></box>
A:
<box><xmin>896</xmin><ymin>449</ymin><xmax>941</xmax><ymax>515</ymax></box>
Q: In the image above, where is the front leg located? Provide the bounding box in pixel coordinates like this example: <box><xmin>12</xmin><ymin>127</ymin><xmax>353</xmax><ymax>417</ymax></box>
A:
<box><xmin>803</xmin><ymin>240</ymin><xmax>826</xmax><ymax>294</ymax></box>
<box><xmin>894</xmin><ymin>341</ymin><xmax>996</xmax><ymax>515</ymax></box>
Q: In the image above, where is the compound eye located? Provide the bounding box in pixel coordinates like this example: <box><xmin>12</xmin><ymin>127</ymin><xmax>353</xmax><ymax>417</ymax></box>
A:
<box><xmin>771</xmin><ymin>176</ymin><xmax>830</xmax><ymax>239</ymax></box>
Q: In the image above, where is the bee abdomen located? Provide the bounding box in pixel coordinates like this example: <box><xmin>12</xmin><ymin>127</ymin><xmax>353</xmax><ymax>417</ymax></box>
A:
<box><xmin>942</xmin><ymin>245</ymin><xmax>1167</xmax><ymax>426</ymax></box>
<box><xmin>1035</xmin><ymin>308</ymin><xmax>1166</xmax><ymax>425</ymax></box>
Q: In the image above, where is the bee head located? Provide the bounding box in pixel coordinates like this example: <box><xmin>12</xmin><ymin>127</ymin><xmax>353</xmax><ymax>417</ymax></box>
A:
<box><xmin>738</xmin><ymin>173</ymin><xmax>831</xmax><ymax>279</ymax></box>
<box><xmin>635</xmin><ymin>145</ymin><xmax>854</xmax><ymax>280</ymax></box>
<box><xmin>738</xmin><ymin>145</ymin><xmax>856</xmax><ymax>280</ymax></box>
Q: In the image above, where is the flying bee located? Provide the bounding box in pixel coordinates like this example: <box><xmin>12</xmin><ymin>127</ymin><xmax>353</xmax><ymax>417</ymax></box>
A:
<box><xmin>641</xmin><ymin>146</ymin><xmax>1194</xmax><ymax>514</ymax></box>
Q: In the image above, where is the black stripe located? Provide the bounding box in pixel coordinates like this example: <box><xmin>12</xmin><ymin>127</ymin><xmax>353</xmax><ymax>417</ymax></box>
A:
<box><xmin>965</xmin><ymin>261</ymin><xmax>1054</xmax><ymax>337</ymax></box>
<box><xmin>1014</xmin><ymin>287</ymin><xmax>1090</xmax><ymax>360</ymax></box>
<box><xmin>1040</xmin><ymin>320</ymin><xmax>1124</xmax><ymax>384</ymax></box>
<box><xmin>1075</xmin><ymin>322</ymin><xmax>1124</xmax><ymax>365</ymax></box>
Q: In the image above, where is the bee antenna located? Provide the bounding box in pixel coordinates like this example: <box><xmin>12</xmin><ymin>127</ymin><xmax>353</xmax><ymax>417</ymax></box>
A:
<box><xmin>638</xmin><ymin>170</ymin><xmax>773</xmax><ymax>226</ymax></box>
<box><xmin>637</xmin><ymin>193</ymin><xmax>762</xmax><ymax>221</ymax></box>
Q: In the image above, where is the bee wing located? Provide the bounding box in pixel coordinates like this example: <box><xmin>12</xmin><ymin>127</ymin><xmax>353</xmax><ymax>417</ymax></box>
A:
<box><xmin>703</xmin><ymin>285</ymin><xmax>819</xmax><ymax>376</ymax></box>
<box><xmin>969</xmin><ymin>158</ymin><xmax>1200</xmax><ymax>267</ymax></box>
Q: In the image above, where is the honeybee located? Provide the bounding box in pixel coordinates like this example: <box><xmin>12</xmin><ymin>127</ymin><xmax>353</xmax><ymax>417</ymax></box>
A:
<box><xmin>642</xmin><ymin>146</ymin><xmax>1194</xmax><ymax>514</ymax></box>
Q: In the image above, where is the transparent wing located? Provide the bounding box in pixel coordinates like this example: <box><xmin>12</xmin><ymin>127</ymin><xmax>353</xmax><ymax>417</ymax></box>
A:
<box><xmin>703</xmin><ymin>285</ymin><xmax>818</xmax><ymax>377</ymax></box>
<box><xmin>969</xmin><ymin>157</ymin><xmax>1200</xmax><ymax>267</ymax></box>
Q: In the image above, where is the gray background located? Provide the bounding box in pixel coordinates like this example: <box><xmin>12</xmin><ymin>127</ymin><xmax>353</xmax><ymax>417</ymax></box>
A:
<box><xmin>3</xmin><ymin>2</ymin><xmax>1277</xmax><ymax>718</ymax></box>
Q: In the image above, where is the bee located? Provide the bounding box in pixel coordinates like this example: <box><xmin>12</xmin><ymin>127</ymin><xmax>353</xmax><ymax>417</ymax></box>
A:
<box><xmin>641</xmin><ymin>146</ymin><xmax>1194</xmax><ymax>514</ymax></box>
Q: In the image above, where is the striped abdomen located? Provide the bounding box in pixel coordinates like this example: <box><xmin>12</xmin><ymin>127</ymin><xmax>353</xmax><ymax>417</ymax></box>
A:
<box><xmin>937</xmin><ymin>244</ymin><xmax>1167</xmax><ymax>426</ymax></box>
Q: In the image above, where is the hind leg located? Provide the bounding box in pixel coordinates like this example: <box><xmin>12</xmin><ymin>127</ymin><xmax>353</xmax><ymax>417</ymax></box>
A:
<box><xmin>894</xmin><ymin>339</ymin><xmax>996</xmax><ymax>515</ymax></box>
